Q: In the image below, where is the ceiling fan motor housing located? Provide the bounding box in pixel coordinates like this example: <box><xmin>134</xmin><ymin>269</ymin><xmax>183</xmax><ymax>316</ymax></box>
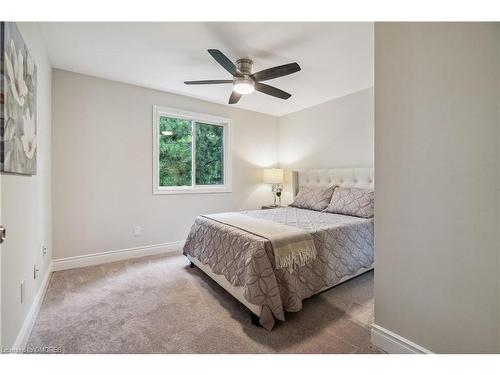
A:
<box><xmin>233</xmin><ymin>58</ymin><xmax>255</xmax><ymax>94</ymax></box>
<box><xmin>236</xmin><ymin>58</ymin><xmax>254</xmax><ymax>76</ymax></box>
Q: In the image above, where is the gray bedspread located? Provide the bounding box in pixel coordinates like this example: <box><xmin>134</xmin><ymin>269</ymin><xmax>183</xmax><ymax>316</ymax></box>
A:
<box><xmin>182</xmin><ymin>207</ymin><xmax>374</xmax><ymax>330</ymax></box>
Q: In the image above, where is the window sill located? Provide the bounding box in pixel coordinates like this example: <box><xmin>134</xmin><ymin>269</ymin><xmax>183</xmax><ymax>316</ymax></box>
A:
<box><xmin>153</xmin><ymin>186</ymin><xmax>232</xmax><ymax>195</ymax></box>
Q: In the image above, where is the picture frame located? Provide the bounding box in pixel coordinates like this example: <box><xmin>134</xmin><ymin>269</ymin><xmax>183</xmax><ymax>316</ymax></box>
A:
<box><xmin>0</xmin><ymin>21</ymin><xmax>37</xmax><ymax>175</ymax></box>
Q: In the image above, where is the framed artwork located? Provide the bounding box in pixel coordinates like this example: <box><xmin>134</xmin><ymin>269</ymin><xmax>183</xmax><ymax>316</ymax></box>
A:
<box><xmin>0</xmin><ymin>22</ymin><xmax>37</xmax><ymax>175</ymax></box>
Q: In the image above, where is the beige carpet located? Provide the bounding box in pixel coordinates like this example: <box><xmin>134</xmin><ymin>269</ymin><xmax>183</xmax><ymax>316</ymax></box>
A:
<box><xmin>28</xmin><ymin>254</ymin><xmax>381</xmax><ymax>354</ymax></box>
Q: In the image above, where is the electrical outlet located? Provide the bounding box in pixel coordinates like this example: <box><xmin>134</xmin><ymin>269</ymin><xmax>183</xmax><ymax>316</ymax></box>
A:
<box><xmin>20</xmin><ymin>280</ymin><xmax>25</xmax><ymax>304</ymax></box>
<box><xmin>34</xmin><ymin>264</ymin><xmax>39</xmax><ymax>280</ymax></box>
<box><xmin>134</xmin><ymin>226</ymin><xmax>142</xmax><ymax>237</ymax></box>
<box><xmin>41</xmin><ymin>245</ymin><xmax>47</xmax><ymax>257</ymax></box>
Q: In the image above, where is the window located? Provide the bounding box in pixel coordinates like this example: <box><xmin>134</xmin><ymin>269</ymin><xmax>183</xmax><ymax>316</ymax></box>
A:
<box><xmin>153</xmin><ymin>106</ymin><xmax>231</xmax><ymax>194</ymax></box>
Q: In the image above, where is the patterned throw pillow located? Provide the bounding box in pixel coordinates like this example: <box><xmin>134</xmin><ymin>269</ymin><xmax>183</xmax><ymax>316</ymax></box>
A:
<box><xmin>323</xmin><ymin>187</ymin><xmax>374</xmax><ymax>218</ymax></box>
<box><xmin>290</xmin><ymin>185</ymin><xmax>336</xmax><ymax>211</ymax></box>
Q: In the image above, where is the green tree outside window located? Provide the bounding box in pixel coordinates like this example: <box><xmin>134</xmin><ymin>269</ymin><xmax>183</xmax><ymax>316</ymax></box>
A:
<box><xmin>158</xmin><ymin>116</ymin><xmax>224</xmax><ymax>187</ymax></box>
<box><xmin>195</xmin><ymin>122</ymin><xmax>224</xmax><ymax>185</ymax></box>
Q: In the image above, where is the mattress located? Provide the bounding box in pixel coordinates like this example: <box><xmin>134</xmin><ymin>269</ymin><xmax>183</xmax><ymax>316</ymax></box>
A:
<box><xmin>182</xmin><ymin>207</ymin><xmax>374</xmax><ymax>329</ymax></box>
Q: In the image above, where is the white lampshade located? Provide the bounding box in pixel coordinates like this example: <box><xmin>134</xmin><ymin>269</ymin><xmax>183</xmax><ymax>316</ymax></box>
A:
<box><xmin>263</xmin><ymin>168</ymin><xmax>284</xmax><ymax>184</ymax></box>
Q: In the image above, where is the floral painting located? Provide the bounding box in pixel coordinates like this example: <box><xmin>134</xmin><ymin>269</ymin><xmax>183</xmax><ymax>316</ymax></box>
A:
<box><xmin>0</xmin><ymin>22</ymin><xmax>37</xmax><ymax>175</ymax></box>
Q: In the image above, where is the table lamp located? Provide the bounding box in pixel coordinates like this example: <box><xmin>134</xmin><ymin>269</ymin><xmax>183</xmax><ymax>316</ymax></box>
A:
<box><xmin>263</xmin><ymin>168</ymin><xmax>284</xmax><ymax>206</ymax></box>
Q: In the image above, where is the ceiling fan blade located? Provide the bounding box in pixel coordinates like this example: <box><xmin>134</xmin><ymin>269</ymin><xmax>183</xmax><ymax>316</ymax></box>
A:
<box><xmin>208</xmin><ymin>49</ymin><xmax>242</xmax><ymax>77</ymax></box>
<box><xmin>251</xmin><ymin>62</ymin><xmax>301</xmax><ymax>82</ymax></box>
<box><xmin>255</xmin><ymin>82</ymin><xmax>291</xmax><ymax>100</ymax></box>
<box><xmin>184</xmin><ymin>80</ymin><xmax>233</xmax><ymax>85</ymax></box>
<box><xmin>228</xmin><ymin>91</ymin><xmax>241</xmax><ymax>104</ymax></box>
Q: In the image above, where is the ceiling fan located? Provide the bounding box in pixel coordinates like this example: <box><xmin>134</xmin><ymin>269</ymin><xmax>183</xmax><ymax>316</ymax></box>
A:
<box><xmin>184</xmin><ymin>49</ymin><xmax>301</xmax><ymax>104</ymax></box>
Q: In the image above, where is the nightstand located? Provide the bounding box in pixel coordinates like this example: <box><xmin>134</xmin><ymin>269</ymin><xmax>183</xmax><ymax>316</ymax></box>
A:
<box><xmin>261</xmin><ymin>205</ymin><xmax>283</xmax><ymax>210</ymax></box>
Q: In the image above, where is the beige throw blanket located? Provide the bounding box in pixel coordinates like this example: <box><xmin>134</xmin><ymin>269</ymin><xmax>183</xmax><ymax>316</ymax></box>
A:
<box><xmin>203</xmin><ymin>212</ymin><xmax>317</xmax><ymax>269</ymax></box>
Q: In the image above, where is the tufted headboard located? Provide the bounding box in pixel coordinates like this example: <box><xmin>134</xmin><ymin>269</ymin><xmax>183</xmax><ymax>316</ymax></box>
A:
<box><xmin>292</xmin><ymin>168</ymin><xmax>374</xmax><ymax>198</ymax></box>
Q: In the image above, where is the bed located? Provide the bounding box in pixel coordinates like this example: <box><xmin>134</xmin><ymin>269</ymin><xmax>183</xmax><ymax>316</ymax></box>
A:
<box><xmin>183</xmin><ymin>168</ymin><xmax>374</xmax><ymax>330</ymax></box>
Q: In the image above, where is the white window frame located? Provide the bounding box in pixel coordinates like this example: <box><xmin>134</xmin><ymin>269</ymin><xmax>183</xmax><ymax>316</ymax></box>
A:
<box><xmin>153</xmin><ymin>105</ymin><xmax>232</xmax><ymax>195</ymax></box>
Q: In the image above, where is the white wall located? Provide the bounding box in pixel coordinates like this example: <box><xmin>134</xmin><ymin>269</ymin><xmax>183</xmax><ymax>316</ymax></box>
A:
<box><xmin>374</xmin><ymin>22</ymin><xmax>500</xmax><ymax>353</ymax></box>
<box><xmin>52</xmin><ymin>70</ymin><xmax>278</xmax><ymax>259</ymax></box>
<box><xmin>278</xmin><ymin>87</ymin><xmax>374</xmax><ymax>202</ymax></box>
<box><xmin>1</xmin><ymin>23</ymin><xmax>52</xmax><ymax>347</ymax></box>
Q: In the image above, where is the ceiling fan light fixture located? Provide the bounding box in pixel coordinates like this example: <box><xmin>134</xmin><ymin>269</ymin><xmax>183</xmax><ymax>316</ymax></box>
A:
<box><xmin>233</xmin><ymin>78</ymin><xmax>255</xmax><ymax>95</ymax></box>
<box><xmin>184</xmin><ymin>50</ymin><xmax>300</xmax><ymax>104</ymax></box>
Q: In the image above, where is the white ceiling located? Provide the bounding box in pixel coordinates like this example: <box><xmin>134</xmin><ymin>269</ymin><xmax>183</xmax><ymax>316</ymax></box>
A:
<box><xmin>39</xmin><ymin>22</ymin><xmax>373</xmax><ymax>117</ymax></box>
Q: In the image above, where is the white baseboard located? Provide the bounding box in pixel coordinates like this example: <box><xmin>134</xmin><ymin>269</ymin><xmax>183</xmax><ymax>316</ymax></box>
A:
<box><xmin>52</xmin><ymin>241</ymin><xmax>184</xmax><ymax>272</ymax></box>
<box><xmin>12</xmin><ymin>261</ymin><xmax>53</xmax><ymax>351</ymax></box>
<box><xmin>371</xmin><ymin>324</ymin><xmax>433</xmax><ymax>354</ymax></box>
